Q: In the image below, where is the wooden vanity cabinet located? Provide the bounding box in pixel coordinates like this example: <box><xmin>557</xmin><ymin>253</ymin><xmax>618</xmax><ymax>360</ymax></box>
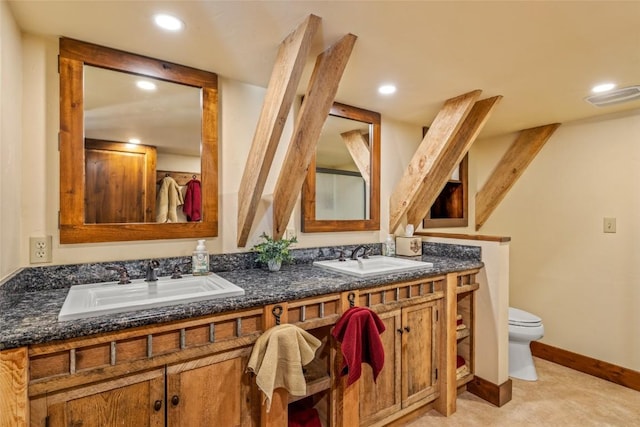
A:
<box><xmin>166</xmin><ymin>347</ymin><xmax>254</xmax><ymax>427</ymax></box>
<box><xmin>7</xmin><ymin>269</ymin><xmax>481</xmax><ymax>427</ymax></box>
<box><xmin>39</xmin><ymin>348</ymin><xmax>254</xmax><ymax>427</ymax></box>
<box><xmin>358</xmin><ymin>309</ymin><xmax>402</xmax><ymax>424</ymax></box>
<box><xmin>43</xmin><ymin>369</ymin><xmax>165</xmax><ymax>427</ymax></box>
<box><xmin>356</xmin><ymin>279</ymin><xmax>444</xmax><ymax>426</ymax></box>
<box><xmin>455</xmin><ymin>271</ymin><xmax>479</xmax><ymax>387</ymax></box>
<box><xmin>27</xmin><ymin>308</ymin><xmax>263</xmax><ymax>427</ymax></box>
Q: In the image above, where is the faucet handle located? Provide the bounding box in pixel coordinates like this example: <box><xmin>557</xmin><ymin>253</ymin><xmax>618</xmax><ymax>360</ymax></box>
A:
<box><xmin>337</xmin><ymin>250</ymin><xmax>346</xmax><ymax>262</ymax></box>
<box><xmin>362</xmin><ymin>246</ymin><xmax>371</xmax><ymax>259</ymax></box>
<box><xmin>171</xmin><ymin>264</ymin><xmax>183</xmax><ymax>279</ymax></box>
<box><xmin>106</xmin><ymin>265</ymin><xmax>131</xmax><ymax>285</ymax></box>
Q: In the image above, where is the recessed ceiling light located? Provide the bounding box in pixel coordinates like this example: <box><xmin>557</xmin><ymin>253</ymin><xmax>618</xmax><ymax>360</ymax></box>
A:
<box><xmin>592</xmin><ymin>83</ymin><xmax>616</xmax><ymax>93</ymax></box>
<box><xmin>128</xmin><ymin>138</ymin><xmax>141</xmax><ymax>144</ymax></box>
<box><xmin>136</xmin><ymin>80</ymin><xmax>157</xmax><ymax>91</ymax></box>
<box><xmin>154</xmin><ymin>14</ymin><xmax>184</xmax><ymax>31</ymax></box>
<box><xmin>378</xmin><ymin>84</ymin><xmax>397</xmax><ymax>95</ymax></box>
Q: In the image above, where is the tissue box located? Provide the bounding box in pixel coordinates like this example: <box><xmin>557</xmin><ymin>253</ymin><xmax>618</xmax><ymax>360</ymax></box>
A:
<box><xmin>395</xmin><ymin>236</ymin><xmax>422</xmax><ymax>257</ymax></box>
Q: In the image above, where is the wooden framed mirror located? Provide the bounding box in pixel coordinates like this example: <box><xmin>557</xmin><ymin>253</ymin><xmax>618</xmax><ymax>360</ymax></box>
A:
<box><xmin>59</xmin><ymin>38</ymin><xmax>218</xmax><ymax>243</ymax></box>
<box><xmin>301</xmin><ymin>102</ymin><xmax>380</xmax><ymax>232</ymax></box>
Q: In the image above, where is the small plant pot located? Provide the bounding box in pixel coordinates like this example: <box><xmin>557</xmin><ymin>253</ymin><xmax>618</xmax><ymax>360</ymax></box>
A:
<box><xmin>267</xmin><ymin>259</ymin><xmax>282</xmax><ymax>272</ymax></box>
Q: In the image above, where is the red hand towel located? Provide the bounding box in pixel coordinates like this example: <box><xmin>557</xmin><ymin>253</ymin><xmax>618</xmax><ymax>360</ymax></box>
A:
<box><xmin>331</xmin><ymin>307</ymin><xmax>386</xmax><ymax>386</ymax></box>
<box><xmin>183</xmin><ymin>179</ymin><xmax>202</xmax><ymax>222</ymax></box>
<box><xmin>288</xmin><ymin>407</ymin><xmax>321</xmax><ymax>427</ymax></box>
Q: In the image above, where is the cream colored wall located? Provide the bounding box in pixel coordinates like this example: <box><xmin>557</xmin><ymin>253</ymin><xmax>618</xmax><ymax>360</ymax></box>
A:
<box><xmin>15</xmin><ymin>34</ymin><xmax>422</xmax><ymax>268</ymax></box>
<box><xmin>426</xmin><ymin>236</ymin><xmax>510</xmax><ymax>385</ymax></box>
<box><xmin>0</xmin><ymin>0</ymin><xmax>22</xmax><ymax>280</ymax></box>
<box><xmin>475</xmin><ymin>110</ymin><xmax>640</xmax><ymax>371</ymax></box>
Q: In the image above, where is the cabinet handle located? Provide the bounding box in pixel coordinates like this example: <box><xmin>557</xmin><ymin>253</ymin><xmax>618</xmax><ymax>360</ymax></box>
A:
<box><xmin>404</xmin><ymin>326</ymin><xmax>411</xmax><ymax>333</ymax></box>
<box><xmin>171</xmin><ymin>395</ymin><xmax>180</xmax><ymax>406</ymax></box>
<box><xmin>153</xmin><ymin>400</ymin><xmax>162</xmax><ymax>411</ymax></box>
<box><xmin>396</xmin><ymin>328</ymin><xmax>403</xmax><ymax>334</ymax></box>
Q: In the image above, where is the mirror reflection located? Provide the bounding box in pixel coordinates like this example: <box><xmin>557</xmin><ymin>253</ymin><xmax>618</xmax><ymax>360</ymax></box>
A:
<box><xmin>59</xmin><ymin>37</ymin><xmax>218</xmax><ymax>243</ymax></box>
<box><xmin>302</xmin><ymin>102</ymin><xmax>380</xmax><ymax>233</ymax></box>
<box><xmin>83</xmin><ymin>66</ymin><xmax>202</xmax><ymax>224</ymax></box>
<box><xmin>315</xmin><ymin>115</ymin><xmax>370</xmax><ymax>220</ymax></box>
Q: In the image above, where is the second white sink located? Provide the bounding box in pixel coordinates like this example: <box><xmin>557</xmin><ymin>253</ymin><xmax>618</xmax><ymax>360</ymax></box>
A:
<box><xmin>313</xmin><ymin>255</ymin><xmax>433</xmax><ymax>278</ymax></box>
<box><xmin>59</xmin><ymin>274</ymin><xmax>245</xmax><ymax>321</ymax></box>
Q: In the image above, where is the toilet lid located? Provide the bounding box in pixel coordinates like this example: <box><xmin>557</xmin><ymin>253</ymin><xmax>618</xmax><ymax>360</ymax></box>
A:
<box><xmin>509</xmin><ymin>307</ymin><xmax>542</xmax><ymax>327</ymax></box>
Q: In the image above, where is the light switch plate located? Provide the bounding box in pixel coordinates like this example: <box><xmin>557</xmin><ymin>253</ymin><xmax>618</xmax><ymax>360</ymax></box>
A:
<box><xmin>603</xmin><ymin>217</ymin><xmax>616</xmax><ymax>233</ymax></box>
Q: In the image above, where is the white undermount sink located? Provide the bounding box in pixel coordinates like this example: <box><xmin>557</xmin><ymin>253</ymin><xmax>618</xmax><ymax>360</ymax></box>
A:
<box><xmin>58</xmin><ymin>274</ymin><xmax>245</xmax><ymax>321</ymax></box>
<box><xmin>313</xmin><ymin>255</ymin><xmax>434</xmax><ymax>278</ymax></box>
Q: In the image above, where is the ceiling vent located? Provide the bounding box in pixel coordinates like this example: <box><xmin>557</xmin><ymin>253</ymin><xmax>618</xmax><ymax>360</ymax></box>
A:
<box><xmin>585</xmin><ymin>86</ymin><xmax>640</xmax><ymax>107</ymax></box>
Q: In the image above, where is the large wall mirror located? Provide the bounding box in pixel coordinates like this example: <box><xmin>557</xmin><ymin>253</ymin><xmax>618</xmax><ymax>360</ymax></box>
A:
<box><xmin>301</xmin><ymin>102</ymin><xmax>380</xmax><ymax>232</ymax></box>
<box><xmin>59</xmin><ymin>38</ymin><xmax>218</xmax><ymax>243</ymax></box>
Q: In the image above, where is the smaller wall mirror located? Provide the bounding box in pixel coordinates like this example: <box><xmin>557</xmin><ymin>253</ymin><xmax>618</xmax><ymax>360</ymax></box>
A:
<box><xmin>301</xmin><ymin>102</ymin><xmax>380</xmax><ymax>232</ymax></box>
<box><xmin>421</xmin><ymin>126</ymin><xmax>468</xmax><ymax>228</ymax></box>
<box><xmin>59</xmin><ymin>38</ymin><xmax>218</xmax><ymax>243</ymax></box>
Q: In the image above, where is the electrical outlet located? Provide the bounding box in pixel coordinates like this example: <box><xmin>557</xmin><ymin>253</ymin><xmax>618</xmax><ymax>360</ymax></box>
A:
<box><xmin>603</xmin><ymin>217</ymin><xmax>616</xmax><ymax>233</ymax></box>
<box><xmin>30</xmin><ymin>236</ymin><xmax>52</xmax><ymax>263</ymax></box>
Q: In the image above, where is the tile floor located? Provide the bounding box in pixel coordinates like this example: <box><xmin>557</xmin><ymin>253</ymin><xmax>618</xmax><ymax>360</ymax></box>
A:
<box><xmin>407</xmin><ymin>357</ymin><xmax>640</xmax><ymax>426</ymax></box>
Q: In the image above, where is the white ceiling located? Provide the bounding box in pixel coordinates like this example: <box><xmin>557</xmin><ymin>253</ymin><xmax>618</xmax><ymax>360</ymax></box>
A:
<box><xmin>8</xmin><ymin>0</ymin><xmax>640</xmax><ymax>138</ymax></box>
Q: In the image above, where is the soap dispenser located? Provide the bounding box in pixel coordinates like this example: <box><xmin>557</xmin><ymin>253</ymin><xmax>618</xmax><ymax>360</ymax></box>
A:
<box><xmin>383</xmin><ymin>234</ymin><xmax>396</xmax><ymax>256</ymax></box>
<box><xmin>192</xmin><ymin>239</ymin><xmax>210</xmax><ymax>276</ymax></box>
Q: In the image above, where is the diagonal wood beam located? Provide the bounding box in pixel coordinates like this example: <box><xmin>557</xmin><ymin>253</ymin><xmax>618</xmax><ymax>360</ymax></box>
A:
<box><xmin>405</xmin><ymin>96</ymin><xmax>503</xmax><ymax>227</ymax></box>
<box><xmin>272</xmin><ymin>34</ymin><xmax>358</xmax><ymax>239</ymax></box>
<box><xmin>475</xmin><ymin>123</ymin><xmax>561</xmax><ymax>230</ymax></box>
<box><xmin>389</xmin><ymin>90</ymin><xmax>482</xmax><ymax>233</ymax></box>
<box><xmin>236</xmin><ymin>14</ymin><xmax>321</xmax><ymax>247</ymax></box>
<box><xmin>340</xmin><ymin>129</ymin><xmax>370</xmax><ymax>185</ymax></box>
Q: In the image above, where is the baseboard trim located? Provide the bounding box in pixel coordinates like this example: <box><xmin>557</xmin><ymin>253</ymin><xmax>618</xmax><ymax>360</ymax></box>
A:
<box><xmin>466</xmin><ymin>375</ymin><xmax>512</xmax><ymax>407</ymax></box>
<box><xmin>531</xmin><ymin>342</ymin><xmax>640</xmax><ymax>392</ymax></box>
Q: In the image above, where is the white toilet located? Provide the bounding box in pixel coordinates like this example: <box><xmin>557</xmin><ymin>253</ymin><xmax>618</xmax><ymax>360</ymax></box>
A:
<box><xmin>508</xmin><ymin>307</ymin><xmax>544</xmax><ymax>381</ymax></box>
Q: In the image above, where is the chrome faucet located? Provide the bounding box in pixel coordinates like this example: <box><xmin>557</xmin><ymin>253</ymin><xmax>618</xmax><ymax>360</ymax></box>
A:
<box><xmin>146</xmin><ymin>260</ymin><xmax>160</xmax><ymax>282</ymax></box>
<box><xmin>350</xmin><ymin>245</ymin><xmax>370</xmax><ymax>260</ymax></box>
<box><xmin>106</xmin><ymin>265</ymin><xmax>131</xmax><ymax>285</ymax></box>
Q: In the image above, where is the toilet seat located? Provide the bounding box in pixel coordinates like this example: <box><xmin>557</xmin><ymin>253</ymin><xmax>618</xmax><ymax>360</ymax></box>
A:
<box><xmin>509</xmin><ymin>307</ymin><xmax>542</xmax><ymax>328</ymax></box>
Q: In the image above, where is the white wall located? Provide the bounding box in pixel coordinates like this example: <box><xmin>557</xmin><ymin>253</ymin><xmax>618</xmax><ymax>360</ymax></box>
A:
<box><xmin>0</xmin><ymin>0</ymin><xmax>22</xmax><ymax>280</ymax></box>
<box><xmin>426</xmin><ymin>235</ymin><xmax>510</xmax><ymax>386</ymax></box>
<box><xmin>13</xmin><ymin>34</ymin><xmax>423</xmax><ymax>267</ymax></box>
<box><xmin>475</xmin><ymin>110</ymin><xmax>640</xmax><ymax>371</ymax></box>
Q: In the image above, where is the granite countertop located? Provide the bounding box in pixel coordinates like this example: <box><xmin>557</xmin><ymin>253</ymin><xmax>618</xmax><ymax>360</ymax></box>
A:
<box><xmin>0</xmin><ymin>251</ymin><xmax>482</xmax><ymax>351</ymax></box>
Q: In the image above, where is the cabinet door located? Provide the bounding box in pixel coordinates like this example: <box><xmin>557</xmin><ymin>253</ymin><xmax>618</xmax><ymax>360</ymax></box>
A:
<box><xmin>359</xmin><ymin>309</ymin><xmax>402</xmax><ymax>426</ymax></box>
<box><xmin>402</xmin><ymin>300</ymin><xmax>440</xmax><ymax>407</ymax></box>
<box><xmin>167</xmin><ymin>348</ymin><xmax>254</xmax><ymax>427</ymax></box>
<box><xmin>84</xmin><ymin>139</ymin><xmax>157</xmax><ymax>223</ymax></box>
<box><xmin>46</xmin><ymin>369</ymin><xmax>164</xmax><ymax>427</ymax></box>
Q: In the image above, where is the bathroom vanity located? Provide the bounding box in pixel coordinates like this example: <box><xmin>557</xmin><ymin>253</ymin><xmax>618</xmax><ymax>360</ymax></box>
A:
<box><xmin>0</xmin><ymin>249</ymin><xmax>482</xmax><ymax>427</ymax></box>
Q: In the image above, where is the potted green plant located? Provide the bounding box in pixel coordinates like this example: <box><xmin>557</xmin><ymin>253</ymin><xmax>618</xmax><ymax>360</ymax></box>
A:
<box><xmin>251</xmin><ymin>232</ymin><xmax>298</xmax><ymax>272</ymax></box>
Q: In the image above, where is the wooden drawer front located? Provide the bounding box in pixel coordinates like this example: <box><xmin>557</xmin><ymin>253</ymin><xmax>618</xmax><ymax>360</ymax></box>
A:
<box><xmin>358</xmin><ymin>277</ymin><xmax>445</xmax><ymax>309</ymax></box>
<box><xmin>28</xmin><ymin>308</ymin><xmax>263</xmax><ymax>386</ymax></box>
<box><xmin>288</xmin><ymin>294</ymin><xmax>341</xmax><ymax>330</ymax></box>
<box><xmin>456</xmin><ymin>270</ymin><xmax>480</xmax><ymax>294</ymax></box>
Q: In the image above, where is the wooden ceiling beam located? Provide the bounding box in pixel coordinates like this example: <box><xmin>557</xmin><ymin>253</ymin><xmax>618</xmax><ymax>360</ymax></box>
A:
<box><xmin>389</xmin><ymin>90</ymin><xmax>482</xmax><ymax>233</ymax></box>
<box><xmin>236</xmin><ymin>14</ymin><xmax>321</xmax><ymax>247</ymax></box>
<box><xmin>475</xmin><ymin>123</ymin><xmax>561</xmax><ymax>230</ymax></box>
<box><xmin>272</xmin><ymin>34</ymin><xmax>358</xmax><ymax>239</ymax></box>
<box><xmin>405</xmin><ymin>95</ymin><xmax>502</xmax><ymax>227</ymax></box>
<box><xmin>340</xmin><ymin>129</ymin><xmax>370</xmax><ymax>185</ymax></box>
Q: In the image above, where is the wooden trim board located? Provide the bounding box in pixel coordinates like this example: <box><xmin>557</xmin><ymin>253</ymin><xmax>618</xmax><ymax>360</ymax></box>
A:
<box><xmin>466</xmin><ymin>376</ymin><xmax>512</xmax><ymax>407</ymax></box>
<box><xmin>416</xmin><ymin>232</ymin><xmax>511</xmax><ymax>243</ymax></box>
<box><xmin>531</xmin><ymin>342</ymin><xmax>640</xmax><ymax>392</ymax></box>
